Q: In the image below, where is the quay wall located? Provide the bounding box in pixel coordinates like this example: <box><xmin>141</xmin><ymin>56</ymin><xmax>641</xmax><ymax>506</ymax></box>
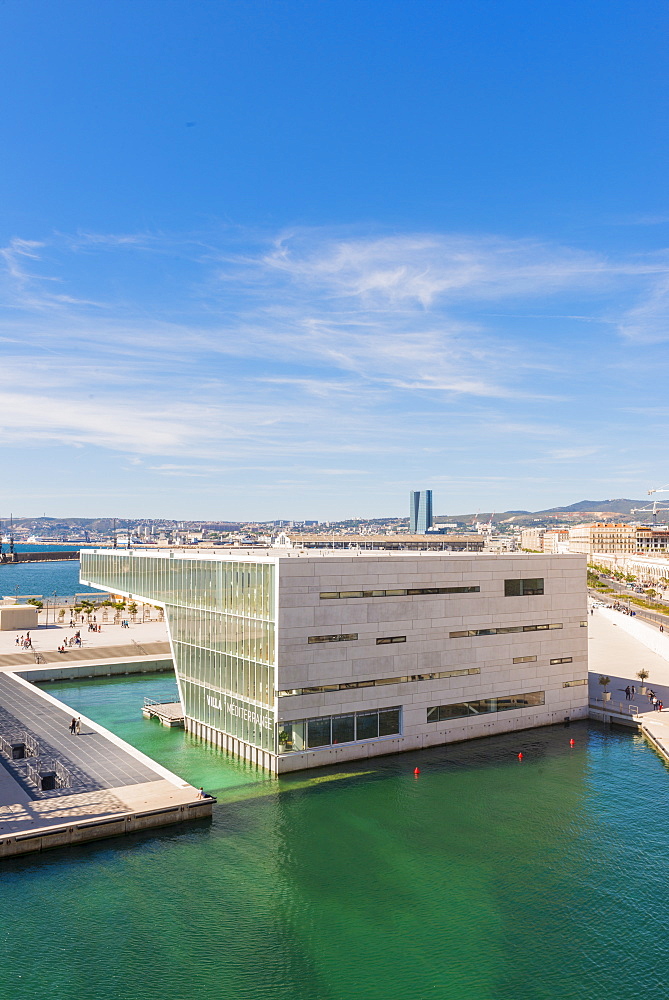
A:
<box><xmin>0</xmin><ymin>551</ymin><xmax>78</xmax><ymax>563</ymax></box>
<box><xmin>0</xmin><ymin>798</ymin><xmax>213</xmax><ymax>859</ymax></box>
<box><xmin>15</xmin><ymin>656</ymin><xmax>174</xmax><ymax>683</ymax></box>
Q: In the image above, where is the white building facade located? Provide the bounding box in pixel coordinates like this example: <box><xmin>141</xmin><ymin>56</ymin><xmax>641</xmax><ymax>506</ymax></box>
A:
<box><xmin>80</xmin><ymin>549</ymin><xmax>588</xmax><ymax>773</ymax></box>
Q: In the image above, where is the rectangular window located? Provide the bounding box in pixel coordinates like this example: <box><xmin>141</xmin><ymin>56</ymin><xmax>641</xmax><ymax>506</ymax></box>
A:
<box><xmin>505</xmin><ymin>578</ymin><xmax>545</xmax><ymax>597</ymax></box>
<box><xmin>376</xmin><ymin>636</ymin><xmax>407</xmax><ymax>645</ymax></box>
<box><xmin>379</xmin><ymin>708</ymin><xmax>401</xmax><ymax>736</ymax></box>
<box><xmin>319</xmin><ymin>586</ymin><xmax>480</xmax><ymax>600</ymax></box>
<box><xmin>580</xmin><ymin>621</ymin><xmax>588</xmax><ymax>627</ymax></box>
<box><xmin>307</xmin><ymin>633</ymin><xmax>358</xmax><ymax>644</ymax></box>
<box><xmin>450</xmin><ymin>623</ymin><xmax>561</xmax><ymax>638</ymax></box>
<box><xmin>550</xmin><ymin>656</ymin><xmax>573</xmax><ymax>664</ymax></box>
<box><xmin>513</xmin><ymin>655</ymin><xmax>537</xmax><ymax>663</ymax></box>
<box><xmin>307</xmin><ymin>717</ymin><xmax>332</xmax><ymax>748</ymax></box>
<box><xmin>356</xmin><ymin>712</ymin><xmax>379</xmax><ymax>740</ymax></box>
<box><xmin>427</xmin><ymin>691</ymin><xmax>545</xmax><ymax>722</ymax></box>
<box><xmin>332</xmin><ymin>714</ymin><xmax>355</xmax><ymax>744</ymax></box>
<box><xmin>563</xmin><ymin>678</ymin><xmax>587</xmax><ymax>687</ymax></box>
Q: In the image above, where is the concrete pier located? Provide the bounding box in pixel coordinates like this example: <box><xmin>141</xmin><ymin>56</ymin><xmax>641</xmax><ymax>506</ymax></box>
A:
<box><xmin>0</xmin><ymin>671</ymin><xmax>210</xmax><ymax>860</ymax></box>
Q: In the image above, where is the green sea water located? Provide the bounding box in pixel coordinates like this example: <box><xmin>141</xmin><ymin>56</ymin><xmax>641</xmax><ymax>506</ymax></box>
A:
<box><xmin>2</xmin><ymin>672</ymin><xmax>668</xmax><ymax>1000</ymax></box>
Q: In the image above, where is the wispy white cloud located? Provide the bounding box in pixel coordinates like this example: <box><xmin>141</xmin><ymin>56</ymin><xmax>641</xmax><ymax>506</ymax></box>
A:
<box><xmin>1</xmin><ymin>223</ymin><xmax>668</xmax><ymax>517</ymax></box>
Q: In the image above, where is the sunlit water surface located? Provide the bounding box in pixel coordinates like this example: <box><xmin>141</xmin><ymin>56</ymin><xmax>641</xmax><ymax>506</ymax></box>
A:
<box><xmin>2</xmin><ymin>672</ymin><xmax>668</xmax><ymax>1000</ymax></box>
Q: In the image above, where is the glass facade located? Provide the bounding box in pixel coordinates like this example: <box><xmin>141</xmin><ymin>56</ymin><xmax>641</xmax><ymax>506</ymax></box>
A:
<box><xmin>80</xmin><ymin>551</ymin><xmax>276</xmax><ymax>752</ymax></box>
<box><xmin>278</xmin><ymin>707</ymin><xmax>402</xmax><ymax>753</ymax></box>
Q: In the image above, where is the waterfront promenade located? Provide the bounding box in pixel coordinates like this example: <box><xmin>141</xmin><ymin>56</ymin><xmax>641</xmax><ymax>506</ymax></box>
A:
<box><xmin>588</xmin><ymin>604</ymin><xmax>669</xmax><ymax>763</ymax></box>
<box><xmin>0</xmin><ymin>618</ymin><xmax>171</xmax><ymax>674</ymax></box>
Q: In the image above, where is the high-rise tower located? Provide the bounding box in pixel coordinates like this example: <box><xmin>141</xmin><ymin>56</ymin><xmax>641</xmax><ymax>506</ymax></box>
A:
<box><xmin>409</xmin><ymin>490</ymin><xmax>433</xmax><ymax>534</ymax></box>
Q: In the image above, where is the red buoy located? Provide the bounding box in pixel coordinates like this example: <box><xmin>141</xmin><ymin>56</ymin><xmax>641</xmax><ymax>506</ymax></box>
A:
<box><xmin>414</xmin><ymin>767</ymin><xmax>420</xmax><ymax>775</ymax></box>
<box><xmin>517</xmin><ymin>753</ymin><xmax>523</xmax><ymax>760</ymax></box>
<box><xmin>569</xmin><ymin>739</ymin><xmax>575</xmax><ymax>747</ymax></box>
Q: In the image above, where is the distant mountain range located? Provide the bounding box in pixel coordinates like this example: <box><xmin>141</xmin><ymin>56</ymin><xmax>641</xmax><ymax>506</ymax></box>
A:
<box><xmin>436</xmin><ymin>499</ymin><xmax>655</xmax><ymax>525</ymax></box>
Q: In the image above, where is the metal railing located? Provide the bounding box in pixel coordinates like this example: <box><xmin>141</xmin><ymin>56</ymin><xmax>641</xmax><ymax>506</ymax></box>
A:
<box><xmin>25</xmin><ymin>756</ymin><xmax>71</xmax><ymax>790</ymax></box>
<box><xmin>143</xmin><ymin>693</ymin><xmax>180</xmax><ymax>708</ymax></box>
<box><xmin>0</xmin><ymin>731</ymin><xmax>40</xmax><ymax>759</ymax></box>
<box><xmin>589</xmin><ymin>697</ymin><xmax>640</xmax><ymax>717</ymax></box>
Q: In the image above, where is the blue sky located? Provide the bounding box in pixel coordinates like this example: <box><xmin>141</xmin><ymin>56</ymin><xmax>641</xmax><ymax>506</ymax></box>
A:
<box><xmin>2</xmin><ymin>0</ymin><xmax>669</xmax><ymax>520</ymax></box>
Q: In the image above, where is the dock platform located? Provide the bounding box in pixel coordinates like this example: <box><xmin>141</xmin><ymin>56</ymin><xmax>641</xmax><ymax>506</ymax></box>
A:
<box><xmin>142</xmin><ymin>699</ymin><xmax>185</xmax><ymax>727</ymax></box>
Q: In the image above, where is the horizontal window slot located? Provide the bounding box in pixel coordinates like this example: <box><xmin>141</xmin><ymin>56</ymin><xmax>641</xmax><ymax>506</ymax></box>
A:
<box><xmin>276</xmin><ymin>666</ymin><xmax>480</xmax><ymax>697</ymax></box>
<box><xmin>308</xmin><ymin>633</ymin><xmax>358</xmax><ymax>644</ymax></box>
<box><xmin>450</xmin><ymin>623</ymin><xmax>562</xmax><ymax>638</ymax></box>
<box><xmin>376</xmin><ymin>636</ymin><xmax>406</xmax><ymax>645</ymax></box>
<box><xmin>550</xmin><ymin>657</ymin><xmax>573</xmax><ymax>664</ymax></box>
<box><xmin>320</xmin><ymin>586</ymin><xmax>480</xmax><ymax>600</ymax></box>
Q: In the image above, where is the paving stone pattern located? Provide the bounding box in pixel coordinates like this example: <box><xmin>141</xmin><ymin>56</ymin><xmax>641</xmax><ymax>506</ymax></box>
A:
<box><xmin>0</xmin><ymin>674</ymin><xmax>158</xmax><ymax>799</ymax></box>
<box><xmin>0</xmin><ymin>641</ymin><xmax>170</xmax><ymax>668</ymax></box>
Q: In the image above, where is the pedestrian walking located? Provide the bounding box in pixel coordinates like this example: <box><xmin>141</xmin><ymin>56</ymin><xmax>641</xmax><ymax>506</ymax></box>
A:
<box><xmin>76</xmin><ymin>717</ymin><xmax>81</xmax><ymax>735</ymax></box>
<box><xmin>652</xmin><ymin>696</ymin><xmax>658</xmax><ymax>710</ymax></box>
<box><xmin>632</xmin><ymin>685</ymin><xmax>636</xmax><ymax>697</ymax></box>
<box><xmin>625</xmin><ymin>685</ymin><xmax>631</xmax><ymax>700</ymax></box>
<box><xmin>69</xmin><ymin>718</ymin><xmax>76</xmax><ymax>734</ymax></box>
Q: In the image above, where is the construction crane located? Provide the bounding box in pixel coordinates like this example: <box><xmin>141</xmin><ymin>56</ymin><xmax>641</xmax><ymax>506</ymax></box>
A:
<box><xmin>631</xmin><ymin>484</ymin><xmax>669</xmax><ymax>526</ymax></box>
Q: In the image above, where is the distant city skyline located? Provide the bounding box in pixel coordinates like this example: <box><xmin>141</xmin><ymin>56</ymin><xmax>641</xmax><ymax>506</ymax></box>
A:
<box><xmin>2</xmin><ymin>1</ymin><xmax>669</xmax><ymax>519</ymax></box>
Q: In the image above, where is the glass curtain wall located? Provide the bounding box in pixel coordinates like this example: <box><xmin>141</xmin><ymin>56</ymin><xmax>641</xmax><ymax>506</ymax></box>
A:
<box><xmin>80</xmin><ymin>551</ymin><xmax>276</xmax><ymax>752</ymax></box>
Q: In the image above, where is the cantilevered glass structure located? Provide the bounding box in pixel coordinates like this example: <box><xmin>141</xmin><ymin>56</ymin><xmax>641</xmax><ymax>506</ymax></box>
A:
<box><xmin>80</xmin><ymin>550</ymin><xmax>276</xmax><ymax>761</ymax></box>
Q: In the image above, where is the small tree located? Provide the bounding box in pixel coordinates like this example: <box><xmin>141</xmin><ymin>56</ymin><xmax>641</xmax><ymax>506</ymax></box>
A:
<box><xmin>27</xmin><ymin>598</ymin><xmax>43</xmax><ymax>610</ymax></box>
<box><xmin>128</xmin><ymin>601</ymin><xmax>138</xmax><ymax>621</ymax></box>
<box><xmin>598</xmin><ymin>675</ymin><xmax>611</xmax><ymax>694</ymax></box>
<box><xmin>637</xmin><ymin>668</ymin><xmax>649</xmax><ymax>693</ymax></box>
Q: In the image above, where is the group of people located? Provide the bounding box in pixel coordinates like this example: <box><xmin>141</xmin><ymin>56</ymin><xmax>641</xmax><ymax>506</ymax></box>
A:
<box><xmin>623</xmin><ymin>685</ymin><xmax>664</xmax><ymax>710</ymax></box>
<box><xmin>57</xmin><ymin>631</ymin><xmax>82</xmax><ymax>653</ymax></box>
<box><xmin>68</xmin><ymin>717</ymin><xmax>81</xmax><ymax>735</ymax></box>
<box><xmin>647</xmin><ymin>690</ymin><xmax>663</xmax><ymax>711</ymax></box>
<box><xmin>87</xmin><ymin>622</ymin><xmax>102</xmax><ymax>632</ymax></box>
<box><xmin>15</xmin><ymin>633</ymin><xmax>33</xmax><ymax>649</ymax></box>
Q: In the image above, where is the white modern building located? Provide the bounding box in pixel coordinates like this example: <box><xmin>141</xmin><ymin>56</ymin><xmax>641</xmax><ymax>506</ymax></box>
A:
<box><xmin>80</xmin><ymin>549</ymin><xmax>588</xmax><ymax>773</ymax></box>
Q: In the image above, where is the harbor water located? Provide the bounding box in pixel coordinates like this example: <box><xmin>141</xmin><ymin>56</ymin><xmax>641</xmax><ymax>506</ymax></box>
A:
<box><xmin>1</xmin><ymin>672</ymin><xmax>668</xmax><ymax>999</ymax></box>
<box><xmin>0</xmin><ymin>545</ymin><xmax>104</xmax><ymax>598</ymax></box>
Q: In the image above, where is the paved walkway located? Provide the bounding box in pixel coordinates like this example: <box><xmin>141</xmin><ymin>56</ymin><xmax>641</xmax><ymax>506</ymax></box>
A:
<box><xmin>588</xmin><ymin>604</ymin><xmax>669</xmax><ymax>719</ymax></box>
<box><xmin>0</xmin><ymin>672</ymin><xmax>203</xmax><ymax>844</ymax></box>
<box><xmin>0</xmin><ymin>673</ymin><xmax>159</xmax><ymax>796</ymax></box>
